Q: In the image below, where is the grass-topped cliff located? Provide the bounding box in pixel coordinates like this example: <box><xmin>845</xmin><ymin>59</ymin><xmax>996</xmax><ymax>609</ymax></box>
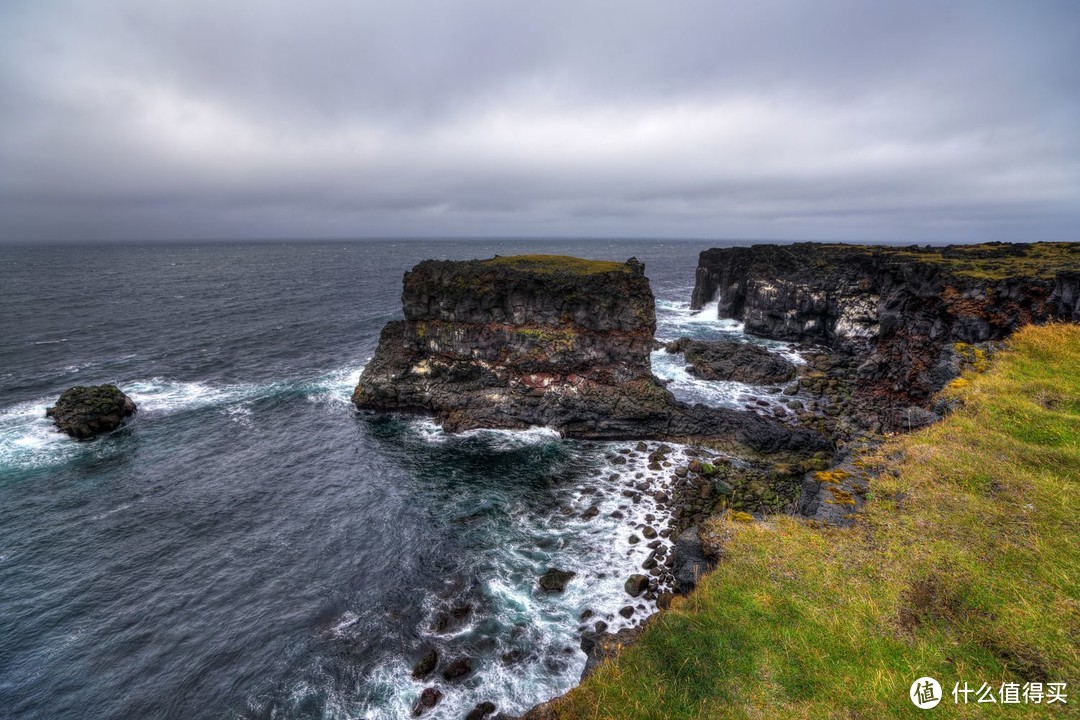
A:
<box><xmin>691</xmin><ymin>241</ymin><xmax>1080</xmax><ymax>432</ymax></box>
<box><xmin>885</xmin><ymin>242</ymin><xmax>1080</xmax><ymax>281</ymax></box>
<box><xmin>730</xmin><ymin>241</ymin><xmax>1080</xmax><ymax>281</ymax></box>
<box><xmin>537</xmin><ymin>323</ymin><xmax>1079</xmax><ymax>718</ymax></box>
<box><xmin>482</xmin><ymin>254</ymin><xmax>632</xmax><ymax>275</ymax></box>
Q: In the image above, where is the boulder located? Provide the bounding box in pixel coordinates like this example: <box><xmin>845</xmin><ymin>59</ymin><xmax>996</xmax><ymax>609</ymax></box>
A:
<box><xmin>538</xmin><ymin>568</ymin><xmax>576</xmax><ymax>593</ymax></box>
<box><xmin>412</xmin><ymin>687</ymin><xmax>442</xmax><ymax>716</ymax></box>
<box><xmin>665</xmin><ymin>338</ymin><xmax>797</xmax><ymax>385</ymax></box>
<box><xmin>623</xmin><ymin>574</ymin><xmax>649</xmax><ymax>597</ymax></box>
<box><xmin>672</xmin><ymin>526</ymin><xmax>715</xmax><ymax>594</ymax></box>
<box><xmin>46</xmin><ymin>385</ymin><xmax>136</xmax><ymax>439</ymax></box>
<box><xmin>442</xmin><ymin>656</ymin><xmax>473</xmax><ymax>682</ymax></box>
<box><xmin>466</xmin><ymin>702</ymin><xmax>498</xmax><ymax>720</ymax></box>
<box><xmin>410</xmin><ymin>646</ymin><xmax>438</xmax><ymax>679</ymax></box>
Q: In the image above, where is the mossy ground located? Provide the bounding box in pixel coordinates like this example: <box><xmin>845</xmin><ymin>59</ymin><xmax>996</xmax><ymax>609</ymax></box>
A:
<box><xmin>801</xmin><ymin>242</ymin><xmax>1079</xmax><ymax>281</ymax></box>
<box><xmin>884</xmin><ymin>242</ymin><xmax>1079</xmax><ymax>280</ymax></box>
<box><xmin>482</xmin><ymin>255</ymin><xmax>629</xmax><ymax>275</ymax></box>
<box><xmin>548</xmin><ymin>323</ymin><xmax>1079</xmax><ymax>719</ymax></box>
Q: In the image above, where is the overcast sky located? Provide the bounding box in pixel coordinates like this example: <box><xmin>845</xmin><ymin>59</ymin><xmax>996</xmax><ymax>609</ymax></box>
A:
<box><xmin>1</xmin><ymin>0</ymin><xmax>1078</xmax><ymax>243</ymax></box>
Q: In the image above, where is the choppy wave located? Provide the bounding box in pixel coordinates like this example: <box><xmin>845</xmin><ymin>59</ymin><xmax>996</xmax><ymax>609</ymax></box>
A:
<box><xmin>0</xmin><ymin>363</ymin><xmax>366</xmax><ymax>473</ymax></box>
<box><xmin>655</xmin><ymin>298</ymin><xmax>744</xmax><ymax>340</ymax></box>
<box><xmin>341</xmin><ymin>442</ymin><xmax>690</xmax><ymax>719</ymax></box>
<box><xmin>411</xmin><ymin>420</ymin><xmax>563</xmax><ymax>448</ymax></box>
<box><xmin>652</xmin><ymin>349</ymin><xmax>758</xmax><ymax>408</ymax></box>
<box><xmin>0</xmin><ymin>399</ymin><xmax>86</xmax><ymax>472</ymax></box>
<box><xmin>652</xmin><ymin>294</ymin><xmax>807</xmax><ymax>411</ymax></box>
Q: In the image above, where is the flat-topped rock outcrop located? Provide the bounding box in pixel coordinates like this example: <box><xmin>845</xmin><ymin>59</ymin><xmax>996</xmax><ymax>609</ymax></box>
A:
<box><xmin>353</xmin><ymin>255</ymin><xmax>827</xmax><ymax>456</ymax></box>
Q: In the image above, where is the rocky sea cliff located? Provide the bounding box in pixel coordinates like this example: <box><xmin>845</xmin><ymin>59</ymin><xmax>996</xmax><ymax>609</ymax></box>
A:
<box><xmin>691</xmin><ymin>242</ymin><xmax>1080</xmax><ymax>432</ymax></box>
<box><xmin>352</xmin><ymin>243</ymin><xmax>1078</xmax><ymax>719</ymax></box>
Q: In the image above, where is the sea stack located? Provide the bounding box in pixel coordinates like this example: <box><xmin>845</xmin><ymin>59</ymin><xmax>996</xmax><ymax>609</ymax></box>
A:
<box><xmin>47</xmin><ymin>384</ymin><xmax>137</xmax><ymax>439</ymax></box>
<box><xmin>354</xmin><ymin>255</ymin><xmax>828</xmax><ymax>455</ymax></box>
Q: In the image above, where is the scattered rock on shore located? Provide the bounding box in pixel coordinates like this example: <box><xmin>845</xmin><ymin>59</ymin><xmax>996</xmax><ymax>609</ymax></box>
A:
<box><xmin>672</xmin><ymin>526</ymin><xmax>716</xmax><ymax>594</ymax></box>
<box><xmin>624</xmin><ymin>574</ymin><xmax>649</xmax><ymax>597</ymax></box>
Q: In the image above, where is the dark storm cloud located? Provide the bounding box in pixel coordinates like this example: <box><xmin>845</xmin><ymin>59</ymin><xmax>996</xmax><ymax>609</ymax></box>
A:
<box><xmin>1</xmin><ymin>0</ymin><xmax>1078</xmax><ymax>242</ymax></box>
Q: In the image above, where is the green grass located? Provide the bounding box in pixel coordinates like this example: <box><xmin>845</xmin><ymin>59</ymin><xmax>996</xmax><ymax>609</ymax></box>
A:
<box><xmin>545</xmin><ymin>323</ymin><xmax>1079</xmax><ymax>719</ymax></box>
<box><xmin>482</xmin><ymin>254</ymin><xmax>630</xmax><ymax>275</ymax></box>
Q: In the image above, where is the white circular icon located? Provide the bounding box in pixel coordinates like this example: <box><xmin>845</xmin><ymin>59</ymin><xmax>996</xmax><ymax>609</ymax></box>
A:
<box><xmin>910</xmin><ymin>677</ymin><xmax>942</xmax><ymax>709</ymax></box>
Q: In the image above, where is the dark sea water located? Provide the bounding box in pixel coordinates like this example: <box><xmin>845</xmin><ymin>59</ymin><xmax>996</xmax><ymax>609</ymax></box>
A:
<box><xmin>0</xmin><ymin>239</ymin><xmax>789</xmax><ymax>720</ymax></box>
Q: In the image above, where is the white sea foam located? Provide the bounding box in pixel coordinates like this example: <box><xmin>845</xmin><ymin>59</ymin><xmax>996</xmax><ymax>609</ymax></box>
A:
<box><xmin>411</xmin><ymin>420</ymin><xmax>562</xmax><ymax>448</ymax></box>
<box><xmin>655</xmin><ymin>298</ymin><xmax>744</xmax><ymax>339</ymax></box>
<box><xmin>0</xmin><ymin>362</ymin><xmax>369</xmax><ymax>472</ymax></box>
<box><xmin>91</xmin><ymin>502</ymin><xmax>133</xmax><ymax>521</ymax></box>
<box><xmin>0</xmin><ymin>399</ymin><xmax>83</xmax><ymax>471</ymax></box>
<box><xmin>223</xmin><ymin>405</ymin><xmax>254</xmax><ymax>427</ymax></box>
<box><xmin>351</xmin><ymin>442</ymin><xmax>690</xmax><ymax>719</ymax></box>
<box><xmin>652</xmin><ymin>349</ymin><xmax>755</xmax><ymax>408</ymax></box>
<box><xmin>303</xmin><ymin>362</ymin><xmax>367</xmax><ymax>406</ymax></box>
<box><xmin>652</xmin><ymin>294</ymin><xmax>807</xmax><ymax>409</ymax></box>
<box><xmin>123</xmin><ymin>377</ymin><xmax>260</xmax><ymax>415</ymax></box>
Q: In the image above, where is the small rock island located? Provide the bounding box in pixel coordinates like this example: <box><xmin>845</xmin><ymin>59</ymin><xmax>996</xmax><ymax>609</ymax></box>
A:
<box><xmin>353</xmin><ymin>255</ymin><xmax>826</xmax><ymax>455</ymax></box>
<box><xmin>47</xmin><ymin>384</ymin><xmax>137</xmax><ymax>439</ymax></box>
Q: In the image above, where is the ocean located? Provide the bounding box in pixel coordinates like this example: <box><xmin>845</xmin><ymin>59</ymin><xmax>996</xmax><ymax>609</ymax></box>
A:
<box><xmin>0</xmin><ymin>239</ymin><xmax>794</xmax><ymax>719</ymax></box>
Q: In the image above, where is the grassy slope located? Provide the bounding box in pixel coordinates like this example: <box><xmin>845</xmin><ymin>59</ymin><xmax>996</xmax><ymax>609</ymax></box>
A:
<box><xmin>550</xmin><ymin>323</ymin><xmax>1079</xmax><ymax>719</ymax></box>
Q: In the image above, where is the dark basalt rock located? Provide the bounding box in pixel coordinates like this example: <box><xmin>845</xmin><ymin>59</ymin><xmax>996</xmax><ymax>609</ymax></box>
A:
<box><xmin>579</xmin><ymin>626</ymin><xmax>642</xmax><ymax>680</ymax></box>
<box><xmin>46</xmin><ymin>384</ymin><xmax>136</xmax><ymax>439</ymax></box>
<box><xmin>624</xmin><ymin>574</ymin><xmax>649</xmax><ymax>597</ymax></box>
<box><xmin>410</xmin><ymin>646</ymin><xmax>438</xmax><ymax>679</ymax></box>
<box><xmin>691</xmin><ymin>242</ymin><xmax>1080</xmax><ymax>430</ymax></box>
<box><xmin>538</xmin><ymin>568</ymin><xmax>576</xmax><ymax>594</ymax></box>
<box><xmin>354</xmin><ymin>255</ymin><xmax>828</xmax><ymax>456</ymax></box>
<box><xmin>671</xmin><ymin>526</ymin><xmax>715</xmax><ymax>594</ymax></box>
<box><xmin>466</xmin><ymin>701</ymin><xmax>498</xmax><ymax>720</ymax></box>
<box><xmin>665</xmin><ymin>337</ymin><xmax>796</xmax><ymax>385</ymax></box>
<box><xmin>442</xmin><ymin>656</ymin><xmax>473</xmax><ymax>682</ymax></box>
<box><xmin>412</xmin><ymin>687</ymin><xmax>442</xmax><ymax>716</ymax></box>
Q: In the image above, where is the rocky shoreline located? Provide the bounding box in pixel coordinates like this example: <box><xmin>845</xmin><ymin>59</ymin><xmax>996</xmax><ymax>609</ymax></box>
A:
<box><xmin>350</xmin><ymin>244</ymin><xmax>1078</xmax><ymax>718</ymax></box>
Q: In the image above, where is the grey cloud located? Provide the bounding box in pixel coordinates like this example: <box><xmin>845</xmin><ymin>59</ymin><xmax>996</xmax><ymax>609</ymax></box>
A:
<box><xmin>0</xmin><ymin>0</ymin><xmax>1078</xmax><ymax>242</ymax></box>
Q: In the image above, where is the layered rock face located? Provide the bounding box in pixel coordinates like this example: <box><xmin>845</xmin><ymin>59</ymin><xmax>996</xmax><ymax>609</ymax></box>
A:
<box><xmin>354</xmin><ymin>255</ymin><xmax>827</xmax><ymax>455</ymax></box>
<box><xmin>47</xmin><ymin>384</ymin><xmax>137</xmax><ymax>439</ymax></box>
<box><xmin>691</xmin><ymin>242</ymin><xmax>1080</xmax><ymax>417</ymax></box>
